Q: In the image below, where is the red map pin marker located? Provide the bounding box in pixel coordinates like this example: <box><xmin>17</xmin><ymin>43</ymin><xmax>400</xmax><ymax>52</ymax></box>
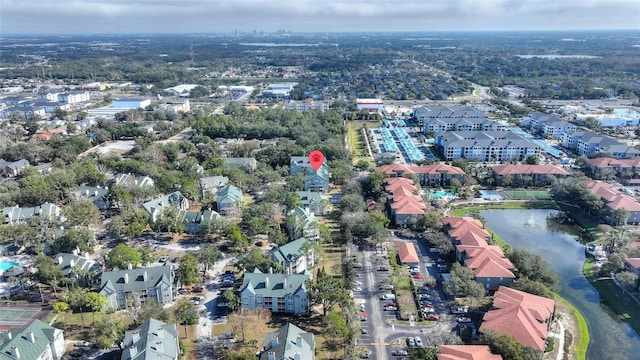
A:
<box><xmin>308</xmin><ymin>150</ymin><xmax>325</xmax><ymax>171</ymax></box>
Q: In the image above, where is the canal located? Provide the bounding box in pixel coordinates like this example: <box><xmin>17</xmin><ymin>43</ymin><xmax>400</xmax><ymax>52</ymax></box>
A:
<box><xmin>479</xmin><ymin>209</ymin><xmax>640</xmax><ymax>360</ymax></box>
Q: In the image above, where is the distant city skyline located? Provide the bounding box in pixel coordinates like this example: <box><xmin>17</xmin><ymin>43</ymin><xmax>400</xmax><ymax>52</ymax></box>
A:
<box><xmin>1</xmin><ymin>0</ymin><xmax>639</xmax><ymax>34</ymax></box>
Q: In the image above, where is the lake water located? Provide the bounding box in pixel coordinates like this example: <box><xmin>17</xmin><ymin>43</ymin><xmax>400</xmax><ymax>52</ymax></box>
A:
<box><xmin>479</xmin><ymin>209</ymin><xmax>640</xmax><ymax>360</ymax></box>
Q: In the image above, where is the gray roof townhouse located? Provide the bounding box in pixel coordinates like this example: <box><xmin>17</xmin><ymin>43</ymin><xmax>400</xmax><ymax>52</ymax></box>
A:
<box><xmin>241</xmin><ymin>269</ymin><xmax>312</xmax><ymax>315</ymax></box>
<box><xmin>121</xmin><ymin>318</ymin><xmax>179</xmax><ymax>360</ymax></box>
<box><xmin>99</xmin><ymin>263</ymin><xmax>176</xmax><ymax>309</ymax></box>
<box><xmin>271</xmin><ymin>237</ymin><xmax>316</xmax><ymax>275</ymax></box>
<box><xmin>260</xmin><ymin>323</ymin><xmax>315</xmax><ymax>360</ymax></box>
<box><xmin>142</xmin><ymin>192</ymin><xmax>189</xmax><ymax>223</ymax></box>
<box><xmin>216</xmin><ymin>185</ymin><xmax>243</xmax><ymax>217</ymax></box>
<box><xmin>0</xmin><ymin>320</ymin><xmax>65</xmax><ymax>360</ymax></box>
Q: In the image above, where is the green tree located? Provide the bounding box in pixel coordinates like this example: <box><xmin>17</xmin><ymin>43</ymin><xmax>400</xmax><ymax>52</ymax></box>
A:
<box><xmin>83</xmin><ymin>292</ymin><xmax>108</xmax><ymax>321</ymax></box>
<box><xmin>525</xmin><ymin>155</ymin><xmax>540</xmax><ymax>165</ymax></box>
<box><xmin>152</xmin><ymin>206</ymin><xmax>186</xmax><ymax>234</ymax></box>
<box><xmin>33</xmin><ymin>253</ymin><xmax>64</xmax><ymax>293</ymax></box>
<box><xmin>66</xmin><ymin>287</ymin><xmax>88</xmax><ymax>326</ymax></box>
<box><xmin>54</xmin><ymin>227</ymin><xmax>96</xmax><ymax>253</ymax></box>
<box><xmin>106</xmin><ymin>244</ymin><xmax>142</xmax><ymax>270</ymax></box>
<box><xmin>92</xmin><ymin>317</ymin><xmax>126</xmax><ymax>349</ymax></box>
<box><xmin>339</xmin><ymin>193</ymin><xmax>366</xmax><ymax>213</ymax></box>
<box><xmin>192</xmin><ymin>244</ymin><xmax>222</xmax><ymax>273</ymax></box>
<box><xmin>307</xmin><ymin>268</ymin><xmax>349</xmax><ymax>316</ymax></box>
<box><xmin>325</xmin><ymin>311</ymin><xmax>349</xmax><ymax>341</ymax></box>
<box><xmin>442</xmin><ymin>263</ymin><xmax>486</xmax><ymax>298</ymax></box>
<box><xmin>615</xmin><ymin>271</ymin><xmax>638</xmax><ymax>294</ymax></box>
<box><xmin>62</xmin><ymin>199</ymin><xmax>101</xmax><ymax>227</ymax></box>
<box><xmin>174</xmin><ymin>297</ymin><xmax>200</xmax><ymax>338</ymax></box>
<box><xmin>224</xmin><ymin>224</ymin><xmax>249</xmax><ymax>247</ymax></box>
<box><xmin>223</xmin><ymin>289</ymin><xmax>241</xmax><ymax>311</ymax></box>
<box><xmin>178</xmin><ymin>253</ymin><xmax>200</xmax><ymax>286</ymax></box>
<box><xmin>481</xmin><ymin>330</ymin><xmax>539</xmax><ymax>360</ymax></box>
<box><xmin>138</xmin><ymin>299</ymin><xmax>173</xmax><ymax>325</ymax></box>
<box><xmin>52</xmin><ymin>301</ymin><xmax>69</xmax><ymax>322</ymax></box>
<box><xmin>508</xmin><ymin>248</ymin><xmax>560</xmax><ymax>292</ymax></box>
<box><xmin>237</xmin><ymin>248</ymin><xmax>275</xmax><ymax>273</ymax></box>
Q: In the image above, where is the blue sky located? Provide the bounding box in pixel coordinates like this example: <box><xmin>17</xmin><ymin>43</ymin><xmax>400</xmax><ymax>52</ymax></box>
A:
<box><xmin>1</xmin><ymin>0</ymin><xmax>639</xmax><ymax>34</ymax></box>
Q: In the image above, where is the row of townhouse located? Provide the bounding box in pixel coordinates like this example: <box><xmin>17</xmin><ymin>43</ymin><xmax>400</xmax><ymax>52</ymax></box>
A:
<box><xmin>584</xmin><ymin>180</ymin><xmax>640</xmax><ymax>225</ymax></box>
<box><xmin>0</xmin><ymin>159</ymin><xmax>52</xmax><ymax>177</ymax></box>
<box><xmin>286</xmin><ymin>206</ymin><xmax>320</xmax><ymax>240</ymax></box>
<box><xmin>442</xmin><ymin>217</ymin><xmax>515</xmax><ymax>291</ymax></box>
<box><xmin>561</xmin><ymin>130</ymin><xmax>640</xmax><ymax>159</ymax></box>
<box><xmin>436</xmin><ymin>131</ymin><xmax>542</xmax><ymax>162</ymax></box>
<box><xmin>384</xmin><ymin>177</ymin><xmax>427</xmax><ymax>227</ymax></box>
<box><xmin>523</xmin><ymin>112</ymin><xmax>577</xmax><ymax>139</ymax></box>
<box><xmin>375</xmin><ymin>163</ymin><xmax>466</xmax><ymax>188</ymax></box>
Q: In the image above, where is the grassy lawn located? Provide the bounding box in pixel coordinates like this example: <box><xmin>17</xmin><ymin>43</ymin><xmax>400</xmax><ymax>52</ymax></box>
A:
<box><xmin>322</xmin><ymin>244</ymin><xmax>344</xmax><ymax>277</ymax></box>
<box><xmin>449</xmin><ymin>201</ymin><xmax>557</xmax><ymax>217</ymax></box>
<box><xmin>346</xmin><ymin>121</ymin><xmax>365</xmax><ymax>157</ymax></box>
<box><xmin>584</xmin><ymin>259</ymin><xmax>640</xmax><ymax>335</ymax></box>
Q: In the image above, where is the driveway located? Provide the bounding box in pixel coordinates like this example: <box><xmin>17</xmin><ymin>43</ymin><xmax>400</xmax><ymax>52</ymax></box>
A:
<box><xmin>196</xmin><ymin>256</ymin><xmax>236</xmax><ymax>338</ymax></box>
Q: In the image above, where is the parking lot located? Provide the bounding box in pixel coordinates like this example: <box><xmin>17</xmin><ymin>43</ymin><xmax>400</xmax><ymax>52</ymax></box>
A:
<box><xmin>350</xmin><ymin>234</ymin><xmax>463</xmax><ymax>359</ymax></box>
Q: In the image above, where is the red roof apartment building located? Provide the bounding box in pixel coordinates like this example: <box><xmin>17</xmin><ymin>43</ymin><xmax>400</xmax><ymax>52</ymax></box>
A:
<box><xmin>584</xmin><ymin>180</ymin><xmax>640</xmax><ymax>225</ymax></box>
<box><xmin>384</xmin><ymin>177</ymin><xmax>427</xmax><ymax>227</ymax></box>
<box><xmin>584</xmin><ymin>157</ymin><xmax>640</xmax><ymax>182</ymax></box>
<box><xmin>443</xmin><ymin>217</ymin><xmax>515</xmax><ymax>291</ymax></box>
<box><xmin>480</xmin><ymin>286</ymin><xmax>555</xmax><ymax>352</ymax></box>
<box><xmin>375</xmin><ymin>163</ymin><xmax>466</xmax><ymax>187</ymax></box>
<box><xmin>491</xmin><ymin>164</ymin><xmax>570</xmax><ymax>186</ymax></box>
<box><xmin>437</xmin><ymin>345</ymin><xmax>503</xmax><ymax>360</ymax></box>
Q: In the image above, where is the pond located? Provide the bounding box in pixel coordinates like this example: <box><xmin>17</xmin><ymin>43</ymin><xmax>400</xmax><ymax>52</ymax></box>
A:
<box><xmin>479</xmin><ymin>209</ymin><xmax>640</xmax><ymax>360</ymax></box>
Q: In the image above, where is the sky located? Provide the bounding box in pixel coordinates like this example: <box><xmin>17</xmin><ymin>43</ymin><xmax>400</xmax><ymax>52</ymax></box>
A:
<box><xmin>1</xmin><ymin>0</ymin><xmax>639</xmax><ymax>34</ymax></box>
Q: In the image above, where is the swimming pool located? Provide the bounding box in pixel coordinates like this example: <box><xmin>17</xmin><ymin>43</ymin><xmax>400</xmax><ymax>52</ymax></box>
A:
<box><xmin>424</xmin><ymin>190</ymin><xmax>457</xmax><ymax>200</ymax></box>
<box><xmin>0</xmin><ymin>261</ymin><xmax>19</xmax><ymax>271</ymax></box>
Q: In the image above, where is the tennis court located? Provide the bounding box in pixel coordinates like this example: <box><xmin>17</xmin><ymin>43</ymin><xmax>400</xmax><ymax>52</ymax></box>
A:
<box><xmin>0</xmin><ymin>304</ymin><xmax>47</xmax><ymax>330</ymax></box>
<box><xmin>501</xmin><ymin>190</ymin><xmax>551</xmax><ymax>200</ymax></box>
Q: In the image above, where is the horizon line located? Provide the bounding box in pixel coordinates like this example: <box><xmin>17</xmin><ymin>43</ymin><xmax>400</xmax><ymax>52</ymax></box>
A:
<box><xmin>2</xmin><ymin>28</ymin><xmax>640</xmax><ymax>37</ymax></box>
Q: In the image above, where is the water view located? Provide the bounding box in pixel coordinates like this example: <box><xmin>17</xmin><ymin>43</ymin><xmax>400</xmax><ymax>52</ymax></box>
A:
<box><xmin>479</xmin><ymin>209</ymin><xmax>640</xmax><ymax>360</ymax></box>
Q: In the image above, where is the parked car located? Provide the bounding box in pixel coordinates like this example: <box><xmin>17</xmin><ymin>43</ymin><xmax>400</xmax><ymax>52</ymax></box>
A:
<box><xmin>190</xmin><ymin>297</ymin><xmax>201</xmax><ymax>305</ymax></box>
<box><xmin>451</xmin><ymin>306</ymin><xmax>469</xmax><ymax>314</ymax></box>
<box><xmin>384</xmin><ymin>306</ymin><xmax>398</xmax><ymax>311</ymax></box>
<box><xmin>418</xmin><ymin>293</ymin><xmax>431</xmax><ymax>300</ymax></box>
<box><xmin>424</xmin><ymin>313</ymin><xmax>440</xmax><ymax>321</ymax></box>
<box><xmin>192</xmin><ymin>286</ymin><xmax>204</xmax><ymax>293</ymax></box>
<box><xmin>391</xmin><ymin>349</ymin><xmax>408</xmax><ymax>356</ymax></box>
<box><xmin>406</xmin><ymin>337</ymin><xmax>416</xmax><ymax>347</ymax></box>
<box><xmin>457</xmin><ymin>316</ymin><xmax>472</xmax><ymax>323</ymax></box>
<box><xmin>415</xmin><ymin>336</ymin><xmax>423</xmax><ymax>347</ymax></box>
<box><xmin>385</xmin><ymin>301</ymin><xmax>398</xmax><ymax>307</ymax></box>
<box><xmin>361</xmin><ymin>328</ymin><xmax>368</xmax><ymax>334</ymax></box>
<box><xmin>358</xmin><ymin>303</ymin><xmax>366</xmax><ymax>311</ymax></box>
<box><xmin>353</xmin><ymin>287</ymin><xmax>363</xmax><ymax>292</ymax></box>
<box><xmin>413</xmin><ymin>274</ymin><xmax>424</xmax><ymax>279</ymax></box>
<box><xmin>417</xmin><ymin>287</ymin><xmax>429</xmax><ymax>294</ymax></box>
<box><xmin>378</xmin><ymin>266</ymin><xmax>389</xmax><ymax>271</ymax></box>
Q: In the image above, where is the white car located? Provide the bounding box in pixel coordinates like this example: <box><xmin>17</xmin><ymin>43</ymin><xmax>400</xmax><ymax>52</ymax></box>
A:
<box><xmin>415</xmin><ymin>336</ymin><xmax>423</xmax><ymax>347</ymax></box>
<box><xmin>353</xmin><ymin>287</ymin><xmax>363</xmax><ymax>292</ymax></box>
<box><xmin>358</xmin><ymin>303</ymin><xmax>366</xmax><ymax>311</ymax></box>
